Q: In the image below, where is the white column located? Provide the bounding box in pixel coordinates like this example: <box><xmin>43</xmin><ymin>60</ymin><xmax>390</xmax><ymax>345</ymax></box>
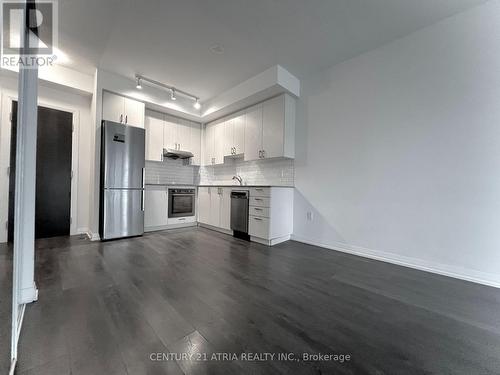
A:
<box><xmin>11</xmin><ymin>1</ymin><xmax>39</xmax><ymax>369</ymax></box>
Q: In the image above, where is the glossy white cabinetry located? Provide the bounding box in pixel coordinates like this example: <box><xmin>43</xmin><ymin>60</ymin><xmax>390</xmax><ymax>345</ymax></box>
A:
<box><xmin>102</xmin><ymin>91</ymin><xmax>145</xmax><ymax>128</ymax></box>
<box><xmin>145</xmin><ymin>113</ymin><xmax>164</xmax><ymax>161</ymax></box>
<box><xmin>189</xmin><ymin>121</ymin><xmax>202</xmax><ymax>166</ymax></box>
<box><xmin>203</xmin><ymin>94</ymin><xmax>295</xmax><ymax>165</ymax></box>
<box><xmin>197</xmin><ymin>186</ymin><xmax>231</xmax><ymax>231</ymax></box>
<box><xmin>198</xmin><ymin>187</ymin><xmax>211</xmax><ymax>224</ymax></box>
<box><xmin>220</xmin><ymin>188</ymin><xmax>232</xmax><ymax>230</ymax></box>
<box><xmin>145</xmin><ymin>110</ymin><xmax>202</xmax><ymax>165</ymax></box>
<box><xmin>223</xmin><ymin>111</ymin><xmax>245</xmax><ymax>157</ymax></box>
<box><xmin>144</xmin><ymin>187</ymin><xmax>168</xmax><ymax>230</ymax></box>
<box><xmin>248</xmin><ymin>187</ymin><xmax>294</xmax><ymax>246</ymax></box>
<box><xmin>244</xmin><ymin>104</ymin><xmax>263</xmax><ymax>162</ymax></box>
<box><xmin>204</xmin><ymin>120</ymin><xmax>224</xmax><ymax>166</ymax></box>
<box><xmin>145</xmin><ymin>186</ymin><xmax>197</xmax><ymax>232</ymax></box>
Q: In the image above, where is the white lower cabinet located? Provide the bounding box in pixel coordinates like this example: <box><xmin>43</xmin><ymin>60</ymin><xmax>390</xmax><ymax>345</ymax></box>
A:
<box><xmin>198</xmin><ymin>185</ymin><xmax>294</xmax><ymax>246</ymax></box>
<box><xmin>197</xmin><ymin>187</ymin><xmax>231</xmax><ymax>231</ymax></box>
<box><xmin>198</xmin><ymin>187</ymin><xmax>211</xmax><ymax>225</ymax></box>
<box><xmin>248</xmin><ymin>187</ymin><xmax>294</xmax><ymax>246</ymax></box>
<box><xmin>144</xmin><ymin>187</ymin><xmax>168</xmax><ymax>230</ymax></box>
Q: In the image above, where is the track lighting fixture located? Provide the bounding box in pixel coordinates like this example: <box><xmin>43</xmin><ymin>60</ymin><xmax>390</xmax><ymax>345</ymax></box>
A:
<box><xmin>135</xmin><ymin>75</ymin><xmax>200</xmax><ymax>106</ymax></box>
<box><xmin>194</xmin><ymin>98</ymin><xmax>201</xmax><ymax>109</ymax></box>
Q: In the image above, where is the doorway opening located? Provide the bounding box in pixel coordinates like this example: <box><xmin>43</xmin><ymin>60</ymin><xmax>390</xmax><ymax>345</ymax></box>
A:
<box><xmin>8</xmin><ymin>101</ymin><xmax>73</xmax><ymax>241</ymax></box>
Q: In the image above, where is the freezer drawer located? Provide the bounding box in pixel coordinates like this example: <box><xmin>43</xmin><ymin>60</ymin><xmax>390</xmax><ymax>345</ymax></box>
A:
<box><xmin>102</xmin><ymin>189</ymin><xmax>144</xmax><ymax>240</ymax></box>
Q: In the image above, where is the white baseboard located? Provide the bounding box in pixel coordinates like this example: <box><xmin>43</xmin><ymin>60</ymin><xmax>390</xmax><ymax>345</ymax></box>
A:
<box><xmin>198</xmin><ymin>223</ymin><xmax>233</xmax><ymax>236</ymax></box>
<box><xmin>290</xmin><ymin>235</ymin><xmax>500</xmax><ymax>289</ymax></box>
<box><xmin>145</xmin><ymin>222</ymin><xmax>197</xmax><ymax>233</ymax></box>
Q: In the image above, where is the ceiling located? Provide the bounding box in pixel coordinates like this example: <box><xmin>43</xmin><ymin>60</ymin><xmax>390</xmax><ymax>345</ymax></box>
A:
<box><xmin>58</xmin><ymin>0</ymin><xmax>488</xmax><ymax>101</ymax></box>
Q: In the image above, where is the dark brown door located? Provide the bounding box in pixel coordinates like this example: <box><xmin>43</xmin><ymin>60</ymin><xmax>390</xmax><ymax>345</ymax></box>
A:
<box><xmin>8</xmin><ymin>101</ymin><xmax>73</xmax><ymax>241</ymax></box>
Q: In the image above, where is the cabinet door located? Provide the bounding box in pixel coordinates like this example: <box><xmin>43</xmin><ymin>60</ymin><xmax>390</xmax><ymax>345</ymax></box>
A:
<box><xmin>209</xmin><ymin>187</ymin><xmax>221</xmax><ymax>226</ymax></box>
<box><xmin>189</xmin><ymin>122</ymin><xmax>201</xmax><ymax>166</ymax></box>
<box><xmin>144</xmin><ymin>189</ymin><xmax>168</xmax><ymax>228</ymax></box>
<box><xmin>219</xmin><ymin>188</ymin><xmax>231</xmax><ymax>230</ymax></box>
<box><xmin>198</xmin><ymin>187</ymin><xmax>211</xmax><ymax>224</ymax></box>
<box><xmin>123</xmin><ymin>97</ymin><xmax>145</xmax><ymax>128</ymax></box>
<box><xmin>213</xmin><ymin>121</ymin><xmax>225</xmax><ymax>165</ymax></box>
<box><xmin>233</xmin><ymin>112</ymin><xmax>245</xmax><ymax>155</ymax></box>
<box><xmin>163</xmin><ymin>115</ymin><xmax>178</xmax><ymax>150</ymax></box>
<box><xmin>145</xmin><ymin>113</ymin><xmax>164</xmax><ymax>161</ymax></box>
<box><xmin>262</xmin><ymin>95</ymin><xmax>284</xmax><ymax>158</ymax></box>
<box><xmin>223</xmin><ymin>118</ymin><xmax>233</xmax><ymax>156</ymax></box>
<box><xmin>204</xmin><ymin>124</ymin><xmax>214</xmax><ymax>165</ymax></box>
<box><xmin>102</xmin><ymin>91</ymin><xmax>124</xmax><ymax>123</ymax></box>
<box><xmin>177</xmin><ymin>119</ymin><xmax>191</xmax><ymax>151</ymax></box>
<box><xmin>244</xmin><ymin>104</ymin><xmax>263</xmax><ymax>161</ymax></box>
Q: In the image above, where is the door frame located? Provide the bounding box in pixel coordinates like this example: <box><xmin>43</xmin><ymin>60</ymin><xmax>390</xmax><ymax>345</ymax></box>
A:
<box><xmin>0</xmin><ymin>91</ymin><xmax>80</xmax><ymax>242</ymax></box>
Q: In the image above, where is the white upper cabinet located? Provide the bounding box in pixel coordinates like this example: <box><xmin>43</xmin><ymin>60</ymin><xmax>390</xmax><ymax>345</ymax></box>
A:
<box><xmin>102</xmin><ymin>91</ymin><xmax>145</xmax><ymax>128</ymax></box>
<box><xmin>244</xmin><ymin>104</ymin><xmax>263</xmax><ymax>162</ymax></box>
<box><xmin>145</xmin><ymin>112</ymin><xmax>164</xmax><ymax>161</ymax></box>
<box><xmin>123</xmin><ymin>97</ymin><xmax>145</xmax><ymax>128</ymax></box>
<box><xmin>245</xmin><ymin>94</ymin><xmax>295</xmax><ymax>161</ymax></box>
<box><xmin>262</xmin><ymin>95</ymin><xmax>285</xmax><ymax>159</ymax></box>
<box><xmin>213</xmin><ymin>121</ymin><xmax>225</xmax><ymax>165</ymax></box>
<box><xmin>204</xmin><ymin>120</ymin><xmax>224</xmax><ymax>166</ymax></box>
<box><xmin>202</xmin><ymin>93</ymin><xmax>296</xmax><ymax>165</ymax></box>
<box><xmin>102</xmin><ymin>91</ymin><xmax>124</xmax><ymax>124</ymax></box>
<box><xmin>163</xmin><ymin>114</ymin><xmax>178</xmax><ymax>150</ymax></box>
<box><xmin>223</xmin><ymin>112</ymin><xmax>245</xmax><ymax>157</ymax></box>
<box><xmin>204</xmin><ymin>123</ymin><xmax>215</xmax><ymax>165</ymax></box>
<box><xmin>145</xmin><ymin>111</ymin><xmax>202</xmax><ymax>162</ymax></box>
<box><xmin>188</xmin><ymin>121</ymin><xmax>201</xmax><ymax>166</ymax></box>
<box><xmin>223</xmin><ymin>118</ymin><xmax>233</xmax><ymax>157</ymax></box>
<box><xmin>233</xmin><ymin>112</ymin><xmax>245</xmax><ymax>155</ymax></box>
<box><xmin>176</xmin><ymin>119</ymin><xmax>191</xmax><ymax>151</ymax></box>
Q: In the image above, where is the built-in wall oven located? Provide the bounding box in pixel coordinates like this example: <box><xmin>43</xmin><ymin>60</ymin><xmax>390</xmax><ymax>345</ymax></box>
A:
<box><xmin>168</xmin><ymin>188</ymin><xmax>196</xmax><ymax>218</ymax></box>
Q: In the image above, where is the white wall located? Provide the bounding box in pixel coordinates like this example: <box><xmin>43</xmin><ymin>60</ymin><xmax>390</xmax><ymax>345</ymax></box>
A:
<box><xmin>0</xmin><ymin>75</ymin><xmax>93</xmax><ymax>241</ymax></box>
<box><xmin>293</xmin><ymin>0</ymin><xmax>500</xmax><ymax>287</ymax></box>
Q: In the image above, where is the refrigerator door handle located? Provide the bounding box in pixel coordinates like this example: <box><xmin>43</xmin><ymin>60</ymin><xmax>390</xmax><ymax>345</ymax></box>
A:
<box><xmin>141</xmin><ymin>167</ymin><xmax>145</xmax><ymax>211</ymax></box>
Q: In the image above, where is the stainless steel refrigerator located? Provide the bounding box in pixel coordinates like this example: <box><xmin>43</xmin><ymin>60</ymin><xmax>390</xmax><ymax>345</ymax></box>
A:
<box><xmin>99</xmin><ymin>121</ymin><xmax>145</xmax><ymax>240</ymax></box>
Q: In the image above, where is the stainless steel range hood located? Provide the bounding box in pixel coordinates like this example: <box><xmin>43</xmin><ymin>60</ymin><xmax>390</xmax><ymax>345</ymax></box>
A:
<box><xmin>163</xmin><ymin>148</ymin><xmax>194</xmax><ymax>159</ymax></box>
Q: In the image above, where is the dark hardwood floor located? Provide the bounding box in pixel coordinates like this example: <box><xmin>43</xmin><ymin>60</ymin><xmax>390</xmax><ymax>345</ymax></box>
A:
<box><xmin>1</xmin><ymin>227</ymin><xmax>500</xmax><ymax>374</ymax></box>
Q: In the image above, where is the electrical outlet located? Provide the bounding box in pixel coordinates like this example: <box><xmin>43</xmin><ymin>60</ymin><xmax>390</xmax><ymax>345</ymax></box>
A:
<box><xmin>306</xmin><ymin>211</ymin><xmax>314</xmax><ymax>221</ymax></box>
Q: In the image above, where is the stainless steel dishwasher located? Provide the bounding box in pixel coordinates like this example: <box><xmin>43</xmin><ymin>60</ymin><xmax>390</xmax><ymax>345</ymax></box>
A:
<box><xmin>231</xmin><ymin>190</ymin><xmax>250</xmax><ymax>240</ymax></box>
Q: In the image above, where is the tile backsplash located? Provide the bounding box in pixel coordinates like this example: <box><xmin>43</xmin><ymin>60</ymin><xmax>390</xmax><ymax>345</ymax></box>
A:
<box><xmin>145</xmin><ymin>159</ymin><xmax>198</xmax><ymax>185</ymax></box>
<box><xmin>199</xmin><ymin>157</ymin><xmax>294</xmax><ymax>186</ymax></box>
<box><xmin>146</xmin><ymin>157</ymin><xmax>295</xmax><ymax>186</ymax></box>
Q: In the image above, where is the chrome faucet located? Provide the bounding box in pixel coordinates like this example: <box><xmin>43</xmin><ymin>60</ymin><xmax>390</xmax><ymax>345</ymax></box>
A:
<box><xmin>232</xmin><ymin>175</ymin><xmax>243</xmax><ymax>185</ymax></box>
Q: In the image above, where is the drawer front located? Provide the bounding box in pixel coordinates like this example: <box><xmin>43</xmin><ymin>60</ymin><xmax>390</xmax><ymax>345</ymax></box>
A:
<box><xmin>249</xmin><ymin>215</ymin><xmax>270</xmax><ymax>239</ymax></box>
<box><xmin>250</xmin><ymin>187</ymin><xmax>270</xmax><ymax>197</ymax></box>
<box><xmin>249</xmin><ymin>206</ymin><xmax>270</xmax><ymax>218</ymax></box>
<box><xmin>250</xmin><ymin>196</ymin><xmax>270</xmax><ymax>207</ymax></box>
<box><xmin>168</xmin><ymin>216</ymin><xmax>196</xmax><ymax>225</ymax></box>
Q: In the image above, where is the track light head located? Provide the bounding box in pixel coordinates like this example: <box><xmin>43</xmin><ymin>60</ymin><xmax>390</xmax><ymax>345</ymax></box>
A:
<box><xmin>171</xmin><ymin>89</ymin><xmax>177</xmax><ymax>101</ymax></box>
<box><xmin>194</xmin><ymin>98</ymin><xmax>201</xmax><ymax>109</ymax></box>
<box><xmin>136</xmin><ymin>77</ymin><xmax>142</xmax><ymax>89</ymax></box>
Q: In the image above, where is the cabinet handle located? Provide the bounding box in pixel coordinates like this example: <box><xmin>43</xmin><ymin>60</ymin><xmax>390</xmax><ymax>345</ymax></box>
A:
<box><xmin>125</xmin><ymin>115</ymin><xmax>128</xmax><ymax>124</ymax></box>
<box><xmin>262</xmin><ymin>150</ymin><xmax>265</xmax><ymax>158</ymax></box>
<box><xmin>254</xmin><ymin>198</ymin><xmax>262</xmax><ymax>201</ymax></box>
<box><xmin>254</xmin><ymin>208</ymin><xmax>262</xmax><ymax>211</ymax></box>
<box><xmin>119</xmin><ymin>114</ymin><xmax>123</xmax><ymax>123</ymax></box>
<box><xmin>254</xmin><ymin>217</ymin><xmax>262</xmax><ymax>221</ymax></box>
<box><xmin>255</xmin><ymin>188</ymin><xmax>263</xmax><ymax>191</ymax></box>
<box><xmin>178</xmin><ymin>218</ymin><xmax>186</xmax><ymax>221</ymax></box>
